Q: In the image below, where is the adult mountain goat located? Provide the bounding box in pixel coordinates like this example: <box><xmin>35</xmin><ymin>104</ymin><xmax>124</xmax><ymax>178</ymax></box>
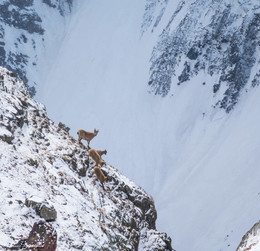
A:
<box><xmin>93</xmin><ymin>166</ymin><xmax>107</xmax><ymax>186</ymax></box>
<box><xmin>88</xmin><ymin>149</ymin><xmax>106</xmax><ymax>167</ymax></box>
<box><xmin>77</xmin><ymin>129</ymin><xmax>99</xmax><ymax>147</ymax></box>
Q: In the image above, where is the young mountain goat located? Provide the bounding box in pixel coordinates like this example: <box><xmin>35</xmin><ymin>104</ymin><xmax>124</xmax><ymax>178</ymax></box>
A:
<box><xmin>97</xmin><ymin>150</ymin><xmax>107</xmax><ymax>158</ymax></box>
<box><xmin>93</xmin><ymin>166</ymin><xmax>107</xmax><ymax>186</ymax></box>
<box><xmin>77</xmin><ymin>129</ymin><xmax>99</xmax><ymax>147</ymax></box>
<box><xmin>88</xmin><ymin>149</ymin><xmax>106</xmax><ymax>167</ymax></box>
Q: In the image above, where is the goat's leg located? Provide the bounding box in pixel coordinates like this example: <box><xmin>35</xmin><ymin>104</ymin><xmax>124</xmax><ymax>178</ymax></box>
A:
<box><xmin>78</xmin><ymin>137</ymin><xmax>82</xmax><ymax>144</ymax></box>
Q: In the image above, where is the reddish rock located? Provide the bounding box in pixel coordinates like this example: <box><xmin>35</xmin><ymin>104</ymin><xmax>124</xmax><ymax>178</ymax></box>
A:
<box><xmin>11</xmin><ymin>221</ymin><xmax>57</xmax><ymax>251</ymax></box>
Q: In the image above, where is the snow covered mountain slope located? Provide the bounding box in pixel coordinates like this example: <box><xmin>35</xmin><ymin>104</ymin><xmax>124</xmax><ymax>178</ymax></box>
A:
<box><xmin>0</xmin><ymin>67</ymin><xmax>173</xmax><ymax>250</ymax></box>
<box><xmin>0</xmin><ymin>0</ymin><xmax>74</xmax><ymax>95</ymax></box>
<box><xmin>147</xmin><ymin>0</ymin><xmax>260</xmax><ymax>112</ymax></box>
<box><xmin>31</xmin><ymin>0</ymin><xmax>260</xmax><ymax>250</ymax></box>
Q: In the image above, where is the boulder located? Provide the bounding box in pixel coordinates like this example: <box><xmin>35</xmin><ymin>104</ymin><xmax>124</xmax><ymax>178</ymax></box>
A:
<box><xmin>25</xmin><ymin>198</ymin><xmax>57</xmax><ymax>222</ymax></box>
<box><xmin>11</xmin><ymin>221</ymin><xmax>57</xmax><ymax>251</ymax></box>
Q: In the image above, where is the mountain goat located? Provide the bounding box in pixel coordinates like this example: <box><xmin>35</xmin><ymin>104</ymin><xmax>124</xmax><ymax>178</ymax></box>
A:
<box><xmin>77</xmin><ymin>129</ymin><xmax>99</xmax><ymax>147</ymax></box>
<box><xmin>93</xmin><ymin>166</ymin><xmax>107</xmax><ymax>185</ymax></box>
<box><xmin>88</xmin><ymin>149</ymin><xmax>106</xmax><ymax>167</ymax></box>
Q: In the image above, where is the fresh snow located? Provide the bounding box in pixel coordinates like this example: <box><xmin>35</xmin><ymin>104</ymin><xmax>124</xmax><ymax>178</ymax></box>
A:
<box><xmin>36</xmin><ymin>0</ymin><xmax>260</xmax><ymax>250</ymax></box>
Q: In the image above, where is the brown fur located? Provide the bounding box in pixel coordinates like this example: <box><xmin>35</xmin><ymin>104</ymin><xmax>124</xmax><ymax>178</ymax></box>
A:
<box><xmin>88</xmin><ymin>149</ymin><xmax>106</xmax><ymax>166</ymax></box>
<box><xmin>97</xmin><ymin>149</ymin><xmax>107</xmax><ymax>157</ymax></box>
<box><xmin>77</xmin><ymin>129</ymin><xmax>99</xmax><ymax>147</ymax></box>
<box><xmin>93</xmin><ymin>166</ymin><xmax>107</xmax><ymax>185</ymax></box>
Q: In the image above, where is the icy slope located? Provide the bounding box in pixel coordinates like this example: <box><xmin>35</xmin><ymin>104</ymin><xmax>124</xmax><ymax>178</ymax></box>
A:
<box><xmin>0</xmin><ymin>67</ymin><xmax>172</xmax><ymax>250</ymax></box>
<box><xmin>36</xmin><ymin>0</ymin><xmax>260</xmax><ymax>250</ymax></box>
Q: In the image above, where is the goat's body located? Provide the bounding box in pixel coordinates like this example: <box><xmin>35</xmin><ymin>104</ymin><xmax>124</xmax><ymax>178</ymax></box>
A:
<box><xmin>93</xmin><ymin>166</ymin><xmax>107</xmax><ymax>185</ymax></box>
<box><xmin>77</xmin><ymin>129</ymin><xmax>98</xmax><ymax>147</ymax></box>
<box><xmin>88</xmin><ymin>149</ymin><xmax>106</xmax><ymax>166</ymax></box>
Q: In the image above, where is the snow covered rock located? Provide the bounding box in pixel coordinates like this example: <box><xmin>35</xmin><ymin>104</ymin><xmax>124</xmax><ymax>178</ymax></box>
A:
<box><xmin>0</xmin><ymin>66</ymin><xmax>172</xmax><ymax>250</ymax></box>
<box><xmin>25</xmin><ymin>197</ymin><xmax>57</xmax><ymax>222</ymax></box>
<box><xmin>236</xmin><ymin>222</ymin><xmax>260</xmax><ymax>251</ymax></box>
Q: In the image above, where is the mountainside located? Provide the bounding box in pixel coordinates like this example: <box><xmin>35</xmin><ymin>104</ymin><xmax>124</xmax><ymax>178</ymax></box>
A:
<box><xmin>0</xmin><ymin>67</ymin><xmax>173</xmax><ymax>250</ymax></box>
<box><xmin>0</xmin><ymin>0</ymin><xmax>74</xmax><ymax>95</ymax></box>
<box><xmin>34</xmin><ymin>0</ymin><xmax>260</xmax><ymax>250</ymax></box>
<box><xmin>1</xmin><ymin>0</ymin><xmax>260</xmax><ymax>250</ymax></box>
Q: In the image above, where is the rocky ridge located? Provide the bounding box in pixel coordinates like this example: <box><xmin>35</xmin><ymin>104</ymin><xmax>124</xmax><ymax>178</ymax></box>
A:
<box><xmin>0</xmin><ymin>67</ymin><xmax>173</xmax><ymax>250</ymax></box>
<box><xmin>236</xmin><ymin>222</ymin><xmax>260</xmax><ymax>251</ymax></box>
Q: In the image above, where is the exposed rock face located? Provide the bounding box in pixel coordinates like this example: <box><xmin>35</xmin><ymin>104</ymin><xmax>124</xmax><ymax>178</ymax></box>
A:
<box><xmin>144</xmin><ymin>0</ymin><xmax>260</xmax><ymax>112</ymax></box>
<box><xmin>0</xmin><ymin>0</ymin><xmax>73</xmax><ymax>95</ymax></box>
<box><xmin>0</xmin><ymin>66</ymin><xmax>172</xmax><ymax>250</ymax></box>
<box><xmin>236</xmin><ymin>222</ymin><xmax>260</xmax><ymax>251</ymax></box>
<box><xmin>140</xmin><ymin>228</ymin><xmax>174</xmax><ymax>251</ymax></box>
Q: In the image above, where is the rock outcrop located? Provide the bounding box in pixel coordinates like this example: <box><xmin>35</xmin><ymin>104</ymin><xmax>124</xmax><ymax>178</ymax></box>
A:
<box><xmin>0</xmin><ymin>66</ymin><xmax>173</xmax><ymax>250</ymax></box>
<box><xmin>25</xmin><ymin>197</ymin><xmax>57</xmax><ymax>222</ymax></box>
<box><xmin>2</xmin><ymin>221</ymin><xmax>57</xmax><ymax>251</ymax></box>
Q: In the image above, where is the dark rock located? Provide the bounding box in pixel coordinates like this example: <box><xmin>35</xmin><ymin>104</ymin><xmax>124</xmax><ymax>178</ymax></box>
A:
<box><xmin>71</xmin><ymin>159</ymin><xmax>77</xmax><ymax>171</ymax></box>
<box><xmin>161</xmin><ymin>232</ymin><xmax>173</xmax><ymax>251</ymax></box>
<box><xmin>27</xmin><ymin>158</ymin><xmax>38</xmax><ymax>167</ymax></box>
<box><xmin>40</xmin><ymin>204</ymin><xmax>57</xmax><ymax>222</ymax></box>
<box><xmin>42</xmin><ymin>0</ymin><xmax>73</xmax><ymax>15</ymax></box>
<box><xmin>0</xmin><ymin>3</ymin><xmax>44</xmax><ymax>35</ymax></box>
<box><xmin>78</xmin><ymin>166</ymin><xmax>86</xmax><ymax>177</ymax></box>
<box><xmin>134</xmin><ymin>196</ymin><xmax>157</xmax><ymax>229</ymax></box>
<box><xmin>122</xmin><ymin>184</ymin><xmax>135</xmax><ymax>201</ymax></box>
<box><xmin>29</xmin><ymin>86</ymin><xmax>36</xmax><ymax>97</ymax></box>
<box><xmin>212</xmin><ymin>5</ymin><xmax>232</xmax><ymax>40</ymax></box>
<box><xmin>25</xmin><ymin>198</ymin><xmax>57</xmax><ymax>222</ymax></box>
<box><xmin>0</xmin><ymin>46</ymin><xmax>6</xmax><ymax>62</ymax></box>
<box><xmin>10</xmin><ymin>0</ymin><xmax>34</xmax><ymax>8</ymax></box>
<box><xmin>178</xmin><ymin>61</ymin><xmax>190</xmax><ymax>84</ymax></box>
<box><xmin>229</xmin><ymin>40</ymin><xmax>240</xmax><ymax>64</ymax></box>
<box><xmin>187</xmin><ymin>46</ymin><xmax>199</xmax><ymax>60</ymax></box>
<box><xmin>213</xmin><ymin>83</ymin><xmax>220</xmax><ymax>93</ymax></box>
<box><xmin>130</xmin><ymin>217</ymin><xmax>137</xmax><ymax>230</ymax></box>
<box><xmin>58</xmin><ymin>122</ymin><xmax>70</xmax><ymax>133</ymax></box>
<box><xmin>16</xmin><ymin>116</ymin><xmax>25</xmax><ymax>128</ymax></box>
<box><xmin>0</xmin><ymin>135</ymin><xmax>14</xmax><ymax>144</ymax></box>
<box><xmin>252</xmin><ymin>70</ymin><xmax>260</xmax><ymax>87</ymax></box>
<box><xmin>43</xmin><ymin>0</ymin><xmax>57</xmax><ymax>8</ymax></box>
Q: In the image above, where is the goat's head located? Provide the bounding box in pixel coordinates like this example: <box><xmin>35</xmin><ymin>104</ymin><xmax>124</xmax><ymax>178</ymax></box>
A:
<box><xmin>94</xmin><ymin>129</ymin><xmax>99</xmax><ymax>135</ymax></box>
